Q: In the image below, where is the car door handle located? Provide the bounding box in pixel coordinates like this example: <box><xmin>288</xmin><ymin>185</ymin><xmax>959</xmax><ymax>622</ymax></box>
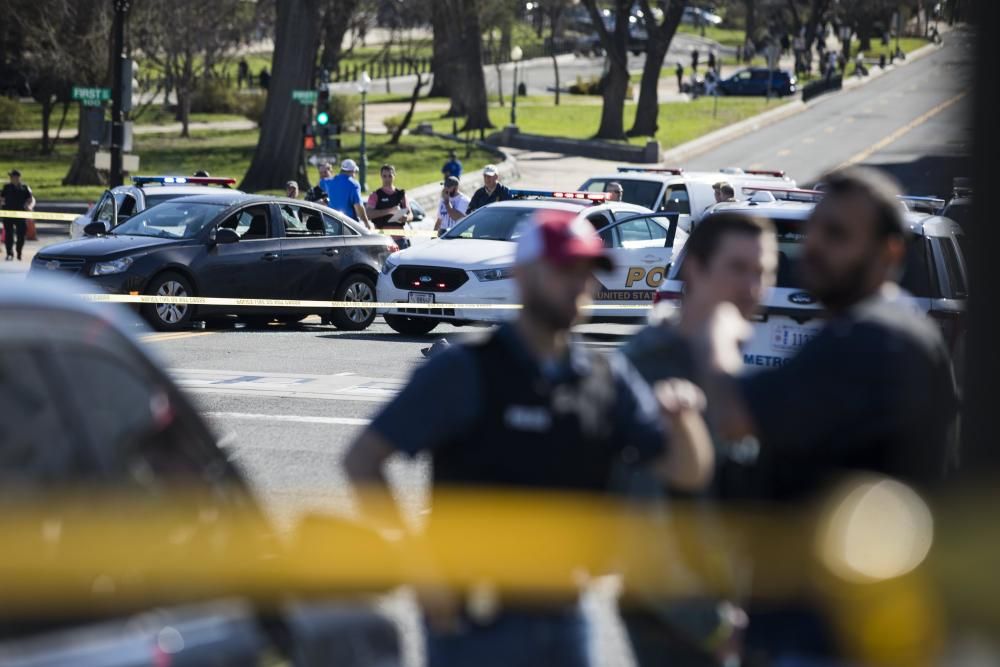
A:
<box><xmin>261</xmin><ymin>252</ymin><xmax>280</xmax><ymax>261</ymax></box>
<box><xmin>323</xmin><ymin>247</ymin><xmax>339</xmax><ymax>256</ymax></box>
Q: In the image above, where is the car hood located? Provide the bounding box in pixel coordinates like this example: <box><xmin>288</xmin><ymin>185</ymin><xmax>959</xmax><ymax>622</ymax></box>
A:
<box><xmin>38</xmin><ymin>235</ymin><xmax>186</xmax><ymax>259</ymax></box>
<box><xmin>395</xmin><ymin>238</ymin><xmax>515</xmax><ymax>269</ymax></box>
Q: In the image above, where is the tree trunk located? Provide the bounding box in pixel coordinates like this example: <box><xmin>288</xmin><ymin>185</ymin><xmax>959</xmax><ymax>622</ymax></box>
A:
<box><xmin>743</xmin><ymin>0</ymin><xmax>756</xmax><ymax>60</ymax></box>
<box><xmin>446</xmin><ymin>0</ymin><xmax>491</xmax><ymax>131</ymax></box>
<box><xmin>428</xmin><ymin>1</ymin><xmax>452</xmax><ymax>98</ymax></box>
<box><xmin>321</xmin><ymin>0</ymin><xmax>360</xmax><ymax>72</ymax></box>
<box><xmin>39</xmin><ymin>96</ymin><xmax>53</xmax><ymax>155</ymax></box>
<box><xmin>582</xmin><ymin>0</ymin><xmax>630</xmax><ymax>140</ymax></box>
<box><xmin>54</xmin><ymin>98</ymin><xmax>70</xmax><ymax>142</ymax></box>
<box><xmin>551</xmin><ymin>52</ymin><xmax>560</xmax><ymax>106</ymax></box>
<box><xmin>388</xmin><ymin>70</ymin><xmax>426</xmax><ymax>145</ymax></box>
<box><xmin>628</xmin><ymin>0</ymin><xmax>686</xmax><ymax>138</ymax></box>
<box><xmin>240</xmin><ymin>0</ymin><xmax>322</xmax><ymax>192</ymax></box>
<box><xmin>62</xmin><ymin>110</ymin><xmax>104</xmax><ymax>187</ymax></box>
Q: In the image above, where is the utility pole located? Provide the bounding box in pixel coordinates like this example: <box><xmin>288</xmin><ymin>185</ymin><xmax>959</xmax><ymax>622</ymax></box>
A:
<box><xmin>109</xmin><ymin>0</ymin><xmax>130</xmax><ymax>188</ymax></box>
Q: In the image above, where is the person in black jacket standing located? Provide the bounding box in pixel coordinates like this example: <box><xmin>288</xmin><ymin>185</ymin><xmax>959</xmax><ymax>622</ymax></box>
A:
<box><xmin>1</xmin><ymin>169</ymin><xmax>35</xmax><ymax>261</ymax></box>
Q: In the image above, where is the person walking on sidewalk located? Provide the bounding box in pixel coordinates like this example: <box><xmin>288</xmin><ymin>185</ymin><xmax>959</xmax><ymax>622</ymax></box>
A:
<box><xmin>1</xmin><ymin>169</ymin><xmax>35</xmax><ymax>261</ymax></box>
<box><xmin>441</xmin><ymin>150</ymin><xmax>463</xmax><ymax>180</ymax></box>
<box><xmin>691</xmin><ymin>48</ymin><xmax>700</xmax><ymax>73</ymax></box>
<box><xmin>675</xmin><ymin>62</ymin><xmax>684</xmax><ymax>92</ymax></box>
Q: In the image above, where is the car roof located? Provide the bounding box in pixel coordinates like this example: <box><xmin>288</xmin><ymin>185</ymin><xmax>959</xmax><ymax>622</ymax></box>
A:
<box><xmin>712</xmin><ymin>200</ymin><xmax>962</xmax><ymax>237</ymax></box>
<box><xmin>0</xmin><ymin>273</ymin><xmax>144</xmax><ymax>334</ymax></box>
<box><xmin>586</xmin><ymin>171</ymin><xmax>792</xmax><ymax>186</ymax></box>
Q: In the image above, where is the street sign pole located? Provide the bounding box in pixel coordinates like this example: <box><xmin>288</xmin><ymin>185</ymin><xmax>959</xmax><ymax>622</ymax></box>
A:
<box><xmin>109</xmin><ymin>0</ymin><xmax>130</xmax><ymax>188</ymax></box>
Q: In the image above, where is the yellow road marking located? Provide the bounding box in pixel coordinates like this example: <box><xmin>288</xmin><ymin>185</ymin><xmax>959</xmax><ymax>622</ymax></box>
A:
<box><xmin>837</xmin><ymin>91</ymin><xmax>967</xmax><ymax>170</ymax></box>
<box><xmin>142</xmin><ymin>331</ymin><xmax>216</xmax><ymax>343</ymax></box>
<box><xmin>776</xmin><ymin>149</ymin><xmax>792</xmax><ymax>157</ymax></box>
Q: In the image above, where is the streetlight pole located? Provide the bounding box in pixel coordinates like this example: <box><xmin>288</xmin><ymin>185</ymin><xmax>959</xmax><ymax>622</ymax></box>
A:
<box><xmin>358</xmin><ymin>71</ymin><xmax>371</xmax><ymax>192</ymax></box>
<box><xmin>110</xmin><ymin>0</ymin><xmax>130</xmax><ymax>188</ymax></box>
<box><xmin>510</xmin><ymin>46</ymin><xmax>522</xmax><ymax>127</ymax></box>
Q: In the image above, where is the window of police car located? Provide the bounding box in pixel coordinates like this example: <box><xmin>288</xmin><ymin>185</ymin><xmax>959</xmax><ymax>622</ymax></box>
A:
<box><xmin>662</xmin><ymin>185</ymin><xmax>691</xmax><ymax>215</ymax></box>
<box><xmin>443</xmin><ymin>206</ymin><xmax>535</xmax><ymax>241</ymax></box>
<box><xmin>932</xmin><ymin>235</ymin><xmax>967</xmax><ymax>299</ymax></box>
<box><xmin>581</xmin><ymin>178</ymin><xmax>664</xmax><ymax>210</ymax></box>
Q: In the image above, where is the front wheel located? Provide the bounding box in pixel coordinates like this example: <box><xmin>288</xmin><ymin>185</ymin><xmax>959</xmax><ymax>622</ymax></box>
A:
<box><xmin>384</xmin><ymin>314</ymin><xmax>439</xmax><ymax>336</ymax></box>
<box><xmin>330</xmin><ymin>273</ymin><xmax>376</xmax><ymax>331</ymax></box>
<box><xmin>142</xmin><ymin>272</ymin><xmax>195</xmax><ymax>331</ymax></box>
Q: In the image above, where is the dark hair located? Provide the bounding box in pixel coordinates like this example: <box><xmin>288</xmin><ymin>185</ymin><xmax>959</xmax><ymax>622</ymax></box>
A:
<box><xmin>818</xmin><ymin>166</ymin><xmax>906</xmax><ymax>239</ymax></box>
<box><xmin>380</xmin><ymin>164</ymin><xmax>395</xmax><ymax>175</ymax></box>
<box><xmin>684</xmin><ymin>212</ymin><xmax>774</xmax><ymax>268</ymax></box>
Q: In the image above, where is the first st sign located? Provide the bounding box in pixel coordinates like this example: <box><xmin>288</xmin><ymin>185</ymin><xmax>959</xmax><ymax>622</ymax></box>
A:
<box><xmin>72</xmin><ymin>86</ymin><xmax>111</xmax><ymax>106</ymax></box>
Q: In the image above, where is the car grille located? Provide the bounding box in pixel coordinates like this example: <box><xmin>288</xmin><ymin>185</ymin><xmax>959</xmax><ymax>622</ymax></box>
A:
<box><xmin>32</xmin><ymin>255</ymin><xmax>87</xmax><ymax>275</ymax></box>
<box><xmin>391</xmin><ymin>265</ymin><xmax>468</xmax><ymax>293</ymax></box>
<box><xmin>398</xmin><ymin>307</ymin><xmax>456</xmax><ymax>317</ymax></box>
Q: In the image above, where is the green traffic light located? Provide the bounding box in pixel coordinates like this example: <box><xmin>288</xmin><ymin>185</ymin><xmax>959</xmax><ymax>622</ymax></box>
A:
<box><xmin>317</xmin><ymin>111</ymin><xmax>330</xmax><ymax>126</ymax></box>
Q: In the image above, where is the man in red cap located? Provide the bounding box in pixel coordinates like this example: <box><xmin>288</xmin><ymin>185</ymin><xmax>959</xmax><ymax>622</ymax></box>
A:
<box><xmin>344</xmin><ymin>209</ymin><xmax>714</xmax><ymax>667</ymax></box>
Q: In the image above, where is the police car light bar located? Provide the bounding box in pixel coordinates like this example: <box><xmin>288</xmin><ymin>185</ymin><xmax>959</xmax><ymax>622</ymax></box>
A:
<box><xmin>897</xmin><ymin>195</ymin><xmax>946</xmax><ymax>213</ymax></box>
<box><xmin>132</xmin><ymin>176</ymin><xmax>237</xmax><ymax>188</ymax></box>
<box><xmin>616</xmin><ymin>167</ymin><xmax>685</xmax><ymax>175</ymax></box>
<box><xmin>744</xmin><ymin>169</ymin><xmax>787</xmax><ymax>178</ymax></box>
<box><xmin>509</xmin><ymin>189</ymin><xmax>611</xmax><ymax>201</ymax></box>
<box><xmin>742</xmin><ymin>185</ymin><xmax>823</xmax><ymax>202</ymax></box>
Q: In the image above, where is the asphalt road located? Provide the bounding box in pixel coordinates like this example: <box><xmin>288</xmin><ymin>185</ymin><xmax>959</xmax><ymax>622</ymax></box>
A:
<box><xmin>71</xmin><ymin>29</ymin><xmax>976</xmax><ymax>666</ymax></box>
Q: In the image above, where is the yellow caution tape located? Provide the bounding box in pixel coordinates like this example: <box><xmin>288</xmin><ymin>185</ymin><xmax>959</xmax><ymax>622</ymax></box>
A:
<box><xmin>82</xmin><ymin>293</ymin><xmax>654</xmax><ymax>310</ymax></box>
<box><xmin>0</xmin><ymin>209</ymin><xmax>80</xmax><ymax>222</ymax></box>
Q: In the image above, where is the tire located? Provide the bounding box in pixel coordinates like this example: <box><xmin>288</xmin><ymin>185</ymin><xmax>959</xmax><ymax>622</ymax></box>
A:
<box><xmin>384</xmin><ymin>314</ymin><xmax>439</xmax><ymax>336</ymax></box>
<box><xmin>330</xmin><ymin>273</ymin><xmax>377</xmax><ymax>331</ymax></box>
<box><xmin>142</xmin><ymin>271</ymin><xmax>195</xmax><ymax>332</ymax></box>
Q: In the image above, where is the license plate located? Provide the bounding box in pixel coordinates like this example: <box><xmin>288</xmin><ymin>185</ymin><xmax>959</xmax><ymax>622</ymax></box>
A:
<box><xmin>771</xmin><ymin>324</ymin><xmax>817</xmax><ymax>351</ymax></box>
<box><xmin>408</xmin><ymin>292</ymin><xmax>434</xmax><ymax>304</ymax></box>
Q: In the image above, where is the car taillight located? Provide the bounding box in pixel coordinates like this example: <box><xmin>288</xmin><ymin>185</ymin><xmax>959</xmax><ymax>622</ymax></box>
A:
<box><xmin>653</xmin><ymin>288</ymin><xmax>683</xmax><ymax>306</ymax></box>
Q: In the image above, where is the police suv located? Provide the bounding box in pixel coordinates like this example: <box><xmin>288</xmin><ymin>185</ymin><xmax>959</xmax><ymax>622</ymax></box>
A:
<box><xmin>376</xmin><ymin>190</ymin><xmax>666</xmax><ymax>335</ymax></box>
<box><xmin>655</xmin><ymin>188</ymin><xmax>968</xmax><ymax>370</ymax></box>
<box><xmin>578</xmin><ymin>167</ymin><xmax>797</xmax><ymax>231</ymax></box>
<box><xmin>69</xmin><ymin>176</ymin><xmax>244</xmax><ymax>239</ymax></box>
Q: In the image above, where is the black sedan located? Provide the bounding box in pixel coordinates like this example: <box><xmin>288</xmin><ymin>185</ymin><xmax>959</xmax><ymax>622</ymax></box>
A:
<box><xmin>31</xmin><ymin>193</ymin><xmax>397</xmax><ymax>331</ymax></box>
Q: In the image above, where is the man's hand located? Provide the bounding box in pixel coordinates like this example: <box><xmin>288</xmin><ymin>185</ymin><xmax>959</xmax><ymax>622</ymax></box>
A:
<box><xmin>653</xmin><ymin>379</ymin><xmax>714</xmax><ymax>492</ymax></box>
<box><xmin>704</xmin><ymin>302</ymin><xmax>753</xmax><ymax>374</ymax></box>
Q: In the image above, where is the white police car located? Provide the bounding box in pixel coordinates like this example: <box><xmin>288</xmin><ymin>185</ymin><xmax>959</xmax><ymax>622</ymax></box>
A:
<box><xmin>655</xmin><ymin>188</ymin><xmax>968</xmax><ymax>370</ymax></box>
<box><xmin>69</xmin><ymin>176</ymin><xmax>243</xmax><ymax>239</ymax></box>
<box><xmin>578</xmin><ymin>167</ymin><xmax>797</xmax><ymax>231</ymax></box>
<box><xmin>376</xmin><ymin>190</ymin><xmax>664</xmax><ymax>335</ymax></box>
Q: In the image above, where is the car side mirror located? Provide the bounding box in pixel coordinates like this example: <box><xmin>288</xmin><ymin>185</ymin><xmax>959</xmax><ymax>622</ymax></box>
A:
<box><xmin>84</xmin><ymin>221</ymin><xmax>108</xmax><ymax>236</ymax></box>
<box><xmin>214</xmin><ymin>228</ymin><xmax>240</xmax><ymax>244</ymax></box>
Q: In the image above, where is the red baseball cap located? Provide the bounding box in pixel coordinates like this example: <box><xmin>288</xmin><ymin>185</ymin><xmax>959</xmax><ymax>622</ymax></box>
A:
<box><xmin>515</xmin><ymin>209</ymin><xmax>613</xmax><ymax>271</ymax></box>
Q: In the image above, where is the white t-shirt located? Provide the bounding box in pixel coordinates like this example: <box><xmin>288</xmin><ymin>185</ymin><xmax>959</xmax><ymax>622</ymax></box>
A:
<box><xmin>438</xmin><ymin>193</ymin><xmax>470</xmax><ymax>230</ymax></box>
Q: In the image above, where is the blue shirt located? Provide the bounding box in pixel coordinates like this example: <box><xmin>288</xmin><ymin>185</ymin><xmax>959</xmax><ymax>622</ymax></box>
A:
<box><xmin>322</xmin><ymin>174</ymin><xmax>362</xmax><ymax>220</ymax></box>
<box><xmin>442</xmin><ymin>159</ymin><xmax>462</xmax><ymax>179</ymax></box>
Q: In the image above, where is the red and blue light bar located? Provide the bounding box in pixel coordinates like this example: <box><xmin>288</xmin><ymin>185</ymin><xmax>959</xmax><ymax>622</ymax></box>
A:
<box><xmin>132</xmin><ymin>176</ymin><xmax>237</xmax><ymax>188</ymax></box>
<box><xmin>509</xmin><ymin>189</ymin><xmax>610</xmax><ymax>202</ymax></box>
<box><xmin>617</xmin><ymin>167</ymin><xmax>685</xmax><ymax>175</ymax></box>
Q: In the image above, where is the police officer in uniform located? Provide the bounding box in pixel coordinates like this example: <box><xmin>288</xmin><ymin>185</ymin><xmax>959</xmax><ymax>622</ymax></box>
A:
<box><xmin>345</xmin><ymin>209</ymin><xmax>714</xmax><ymax>667</ymax></box>
<box><xmin>1</xmin><ymin>169</ymin><xmax>35</xmax><ymax>261</ymax></box>
<box><xmin>365</xmin><ymin>163</ymin><xmax>411</xmax><ymax>232</ymax></box>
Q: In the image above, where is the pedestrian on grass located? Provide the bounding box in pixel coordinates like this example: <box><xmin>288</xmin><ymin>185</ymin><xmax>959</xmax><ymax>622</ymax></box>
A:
<box><xmin>435</xmin><ymin>175</ymin><xmax>470</xmax><ymax>236</ymax></box>
<box><xmin>345</xmin><ymin>210</ymin><xmax>713</xmax><ymax>667</ymax></box>
<box><xmin>691</xmin><ymin>48</ymin><xmax>700</xmax><ymax>72</ymax></box>
<box><xmin>441</xmin><ymin>149</ymin><xmax>462</xmax><ymax>179</ymax></box>
<box><xmin>466</xmin><ymin>164</ymin><xmax>511</xmax><ymax>214</ymax></box>
<box><xmin>259</xmin><ymin>67</ymin><xmax>270</xmax><ymax>90</ymax></box>
<box><xmin>707</xmin><ymin>50</ymin><xmax>716</xmax><ymax>73</ymax></box>
<box><xmin>285</xmin><ymin>180</ymin><xmax>300</xmax><ymax>199</ymax></box>
<box><xmin>237</xmin><ymin>58</ymin><xmax>249</xmax><ymax>89</ymax></box>
<box><xmin>323</xmin><ymin>158</ymin><xmax>371</xmax><ymax>227</ymax></box>
<box><xmin>1</xmin><ymin>169</ymin><xmax>35</xmax><ymax>261</ymax></box>
<box><xmin>675</xmin><ymin>62</ymin><xmax>684</xmax><ymax>92</ymax></box>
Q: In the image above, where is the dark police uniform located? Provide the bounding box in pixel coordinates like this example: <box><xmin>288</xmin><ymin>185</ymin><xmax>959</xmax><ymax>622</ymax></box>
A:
<box><xmin>368</xmin><ymin>187</ymin><xmax>407</xmax><ymax>231</ymax></box>
<box><xmin>466</xmin><ymin>183</ymin><xmax>512</xmax><ymax>214</ymax></box>
<box><xmin>1</xmin><ymin>181</ymin><xmax>32</xmax><ymax>259</ymax></box>
<box><xmin>370</xmin><ymin>323</ymin><xmax>667</xmax><ymax>667</ymax></box>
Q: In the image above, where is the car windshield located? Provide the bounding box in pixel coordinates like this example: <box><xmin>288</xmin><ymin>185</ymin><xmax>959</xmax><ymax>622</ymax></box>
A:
<box><xmin>111</xmin><ymin>201</ymin><xmax>225</xmax><ymax>239</ymax></box>
<box><xmin>442</xmin><ymin>206</ymin><xmax>542</xmax><ymax>241</ymax></box>
<box><xmin>580</xmin><ymin>178</ymin><xmax>663</xmax><ymax>209</ymax></box>
<box><xmin>143</xmin><ymin>193</ymin><xmax>184</xmax><ymax>208</ymax></box>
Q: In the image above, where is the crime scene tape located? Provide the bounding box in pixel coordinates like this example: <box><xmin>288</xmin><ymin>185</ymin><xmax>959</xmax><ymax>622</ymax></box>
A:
<box><xmin>83</xmin><ymin>293</ymin><xmax>655</xmax><ymax>310</ymax></box>
<box><xmin>0</xmin><ymin>210</ymin><xmax>80</xmax><ymax>222</ymax></box>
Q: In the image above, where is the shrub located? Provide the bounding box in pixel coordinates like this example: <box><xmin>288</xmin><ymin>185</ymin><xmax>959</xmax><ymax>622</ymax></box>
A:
<box><xmin>0</xmin><ymin>97</ymin><xmax>23</xmax><ymax>131</ymax></box>
<box><xmin>328</xmin><ymin>94</ymin><xmax>360</xmax><ymax>130</ymax></box>
<box><xmin>568</xmin><ymin>75</ymin><xmax>634</xmax><ymax>98</ymax></box>
<box><xmin>241</xmin><ymin>92</ymin><xmax>268</xmax><ymax>126</ymax></box>
<box><xmin>382</xmin><ymin>114</ymin><xmax>404</xmax><ymax>136</ymax></box>
<box><xmin>190</xmin><ymin>78</ymin><xmax>240</xmax><ymax>114</ymax></box>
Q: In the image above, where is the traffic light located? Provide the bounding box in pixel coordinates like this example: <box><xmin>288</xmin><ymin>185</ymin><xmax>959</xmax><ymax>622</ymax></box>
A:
<box><xmin>316</xmin><ymin>87</ymin><xmax>330</xmax><ymax>126</ymax></box>
<box><xmin>316</xmin><ymin>110</ymin><xmax>330</xmax><ymax>126</ymax></box>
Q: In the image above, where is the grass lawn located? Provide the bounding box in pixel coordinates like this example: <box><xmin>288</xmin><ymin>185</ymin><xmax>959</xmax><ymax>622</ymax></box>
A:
<box><xmin>0</xmin><ymin>129</ymin><xmax>495</xmax><ymax>201</ymax></box>
<box><xmin>8</xmin><ymin>101</ymin><xmax>245</xmax><ymax>133</ymax></box>
<box><xmin>851</xmin><ymin>36</ymin><xmax>928</xmax><ymax>60</ymax></box>
<box><xmin>678</xmin><ymin>24</ymin><xmax>746</xmax><ymax>48</ymax></box>
<box><xmin>410</xmin><ymin>96</ymin><xmax>790</xmax><ymax>148</ymax></box>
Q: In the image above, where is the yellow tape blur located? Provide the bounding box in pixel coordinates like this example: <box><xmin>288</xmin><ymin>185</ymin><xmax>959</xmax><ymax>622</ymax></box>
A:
<box><xmin>0</xmin><ymin>480</ymin><xmax>948</xmax><ymax>666</ymax></box>
<box><xmin>83</xmin><ymin>293</ymin><xmax>654</xmax><ymax>311</ymax></box>
<box><xmin>0</xmin><ymin>209</ymin><xmax>79</xmax><ymax>222</ymax></box>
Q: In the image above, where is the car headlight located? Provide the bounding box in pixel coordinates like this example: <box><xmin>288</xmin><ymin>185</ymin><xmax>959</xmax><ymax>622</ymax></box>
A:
<box><xmin>473</xmin><ymin>266</ymin><xmax>515</xmax><ymax>282</ymax></box>
<box><xmin>381</xmin><ymin>256</ymin><xmax>398</xmax><ymax>275</ymax></box>
<box><xmin>90</xmin><ymin>256</ymin><xmax>134</xmax><ymax>276</ymax></box>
